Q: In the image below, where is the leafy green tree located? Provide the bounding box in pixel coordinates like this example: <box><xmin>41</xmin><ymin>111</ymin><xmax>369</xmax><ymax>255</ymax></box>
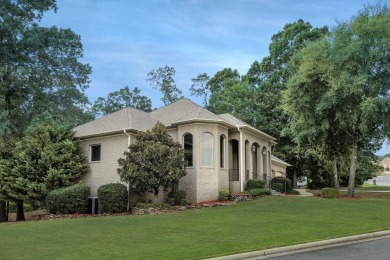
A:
<box><xmin>284</xmin><ymin>3</ymin><xmax>390</xmax><ymax>196</ymax></box>
<box><xmin>117</xmin><ymin>122</ymin><xmax>186</xmax><ymax>200</ymax></box>
<box><xmin>0</xmin><ymin>121</ymin><xmax>88</xmax><ymax>220</ymax></box>
<box><xmin>0</xmin><ymin>0</ymin><xmax>92</xmax><ymax>137</ymax></box>
<box><xmin>147</xmin><ymin>66</ymin><xmax>183</xmax><ymax>105</ymax></box>
<box><xmin>91</xmin><ymin>86</ymin><xmax>152</xmax><ymax>117</ymax></box>
<box><xmin>190</xmin><ymin>73</ymin><xmax>210</xmax><ymax>107</ymax></box>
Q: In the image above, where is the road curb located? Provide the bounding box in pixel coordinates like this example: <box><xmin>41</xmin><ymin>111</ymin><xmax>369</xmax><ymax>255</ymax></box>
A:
<box><xmin>208</xmin><ymin>230</ymin><xmax>390</xmax><ymax>260</ymax></box>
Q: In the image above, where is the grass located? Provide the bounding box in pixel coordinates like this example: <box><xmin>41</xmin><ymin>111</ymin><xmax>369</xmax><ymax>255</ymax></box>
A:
<box><xmin>1</xmin><ymin>195</ymin><xmax>390</xmax><ymax>259</ymax></box>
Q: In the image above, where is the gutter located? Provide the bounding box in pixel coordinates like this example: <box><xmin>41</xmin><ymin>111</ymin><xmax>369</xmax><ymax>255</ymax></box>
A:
<box><xmin>237</xmin><ymin>125</ymin><xmax>244</xmax><ymax>192</ymax></box>
<box><xmin>123</xmin><ymin>129</ymin><xmax>131</xmax><ymax>211</ymax></box>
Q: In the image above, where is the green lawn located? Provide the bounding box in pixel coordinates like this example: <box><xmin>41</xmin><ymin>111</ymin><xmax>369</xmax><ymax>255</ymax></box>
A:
<box><xmin>1</xmin><ymin>196</ymin><xmax>390</xmax><ymax>259</ymax></box>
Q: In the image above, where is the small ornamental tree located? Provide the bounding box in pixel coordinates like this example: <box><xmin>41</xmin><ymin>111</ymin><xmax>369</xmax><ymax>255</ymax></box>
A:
<box><xmin>117</xmin><ymin>122</ymin><xmax>186</xmax><ymax>201</ymax></box>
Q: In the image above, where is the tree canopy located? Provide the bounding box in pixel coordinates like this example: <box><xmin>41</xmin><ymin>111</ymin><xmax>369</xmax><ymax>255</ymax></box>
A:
<box><xmin>117</xmin><ymin>122</ymin><xmax>186</xmax><ymax>198</ymax></box>
<box><xmin>284</xmin><ymin>3</ymin><xmax>390</xmax><ymax>196</ymax></box>
<box><xmin>147</xmin><ymin>66</ymin><xmax>183</xmax><ymax>105</ymax></box>
<box><xmin>0</xmin><ymin>0</ymin><xmax>92</xmax><ymax>137</ymax></box>
<box><xmin>91</xmin><ymin>86</ymin><xmax>152</xmax><ymax>117</ymax></box>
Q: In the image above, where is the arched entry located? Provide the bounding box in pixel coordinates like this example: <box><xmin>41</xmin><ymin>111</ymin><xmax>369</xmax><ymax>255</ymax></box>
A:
<box><xmin>251</xmin><ymin>142</ymin><xmax>260</xmax><ymax>179</ymax></box>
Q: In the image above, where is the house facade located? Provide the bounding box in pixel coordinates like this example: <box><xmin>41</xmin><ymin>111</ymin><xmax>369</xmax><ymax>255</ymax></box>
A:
<box><xmin>74</xmin><ymin>99</ymin><xmax>290</xmax><ymax>204</ymax></box>
<box><xmin>379</xmin><ymin>157</ymin><xmax>390</xmax><ymax>174</ymax></box>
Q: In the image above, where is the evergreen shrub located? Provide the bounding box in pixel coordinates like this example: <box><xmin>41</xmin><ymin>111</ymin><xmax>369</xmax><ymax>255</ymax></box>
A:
<box><xmin>46</xmin><ymin>183</ymin><xmax>90</xmax><ymax>214</ymax></box>
<box><xmin>97</xmin><ymin>183</ymin><xmax>128</xmax><ymax>213</ymax></box>
<box><xmin>245</xmin><ymin>179</ymin><xmax>265</xmax><ymax>190</ymax></box>
<box><xmin>271</xmin><ymin>177</ymin><xmax>292</xmax><ymax>192</ymax></box>
<box><xmin>321</xmin><ymin>188</ymin><xmax>338</xmax><ymax>198</ymax></box>
<box><xmin>247</xmin><ymin>188</ymin><xmax>271</xmax><ymax>198</ymax></box>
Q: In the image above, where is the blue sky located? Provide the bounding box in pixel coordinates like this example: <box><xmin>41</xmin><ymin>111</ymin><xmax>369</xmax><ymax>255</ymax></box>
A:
<box><xmin>41</xmin><ymin>0</ymin><xmax>389</xmax><ymax>155</ymax></box>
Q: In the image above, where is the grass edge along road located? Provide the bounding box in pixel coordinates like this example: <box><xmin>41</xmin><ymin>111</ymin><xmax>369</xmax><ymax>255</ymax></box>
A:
<box><xmin>1</xmin><ymin>195</ymin><xmax>390</xmax><ymax>260</ymax></box>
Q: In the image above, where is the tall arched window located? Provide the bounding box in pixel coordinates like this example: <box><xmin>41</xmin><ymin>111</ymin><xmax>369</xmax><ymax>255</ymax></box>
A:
<box><xmin>201</xmin><ymin>132</ymin><xmax>213</xmax><ymax>167</ymax></box>
<box><xmin>220</xmin><ymin>135</ymin><xmax>226</xmax><ymax>168</ymax></box>
<box><xmin>183</xmin><ymin>133</ymin><xmax>193</xmax><ymax>167</ymax></box>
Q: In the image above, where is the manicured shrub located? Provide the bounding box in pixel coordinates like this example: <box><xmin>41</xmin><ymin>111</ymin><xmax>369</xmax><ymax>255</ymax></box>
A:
<box><xmin>271</xmin><ymin>183</ymin><xmax>284</xmax><ymax>192</ymax></box>
<box><xmin>245</xmin><ymin>179</ymin><xmax>265</xmax><ymax>190</ymax></box>
<box><xmin>271</xmin><ymin>177</ymin><xmax>292</xmax><ymax>192</ymax></box>
<box><xmin>97</xmin><ymin>183</ymin><xmax>128</xmax><ymax>213</ymax></box>
<box><xmin>167</xmin><ymin>190</ymin><xmax>188</xmax><ymax>206</ymax></box>
<box><xmin>218</xmin><ymin>190</ymin><xmax>229</xmax><ymax>201</ymax></box>
<box><xmin>247</xmin><ymin>189</ymin><xmax>271</xmax><ymax>198</ymax></box>
<box><xmin>46</xmin><ymin>183</ymin><xmax>90</xmax><ymax>214</ymax></box>
<box><xmin>321</xmin><ymin>188</ymin><xmax>338</xmax><ymax>198</ymax></box>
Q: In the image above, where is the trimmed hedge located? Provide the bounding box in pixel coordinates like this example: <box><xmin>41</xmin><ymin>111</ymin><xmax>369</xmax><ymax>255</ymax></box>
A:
<box><xmin>322</xmin><ymin>188</ymin><xmax>338</xmax><ymax>198</ymax></box>
<box><xmin>271</xmin><ymin>183</ymin><xmax>284</xmax><ymax>192</ymax></box>
<box><xmin>271</xmin><ymin>177</ymin><xmax>292</xmax><ymax>192</ymax></box>
<box><xmin>245</xmin><ymin>179</ymin><xmax>265</xmax><ymax>190</ymax></box>
<box><xmin>97</xmin><ymin>183</ymin><xmax>128</xmax><ymax>213</ymax></box>
<box><xmin>247</xmin><ymin>188</ymin><xmax>271</xmax><ymax>198</ymax></box>
<box><xmin>46</xmin><ymin>183</ymin><xmax>90</xmax><ymax>214</ymax></box>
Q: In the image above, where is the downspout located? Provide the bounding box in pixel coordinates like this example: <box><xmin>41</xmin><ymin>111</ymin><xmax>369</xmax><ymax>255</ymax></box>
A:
<box><xmin>237</xmin><ymin>126</ymin><xmax>244</xmax><ymax>192</ymax></box>
<box><xmin>124</xmin><ymin>129</ymin><xmax>131</xmax><ymax>211</ymax></box>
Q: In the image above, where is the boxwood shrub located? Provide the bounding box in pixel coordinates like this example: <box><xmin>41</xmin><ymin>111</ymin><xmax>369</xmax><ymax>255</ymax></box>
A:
<box><xmin>321</xmin><ymin>187</ymin><xmax>338</xmax><ymax>198</ymax></box>
<box><xmin>271</xmin><ymin>182</ymin><xmax>284</xmax><ymax>192</ymax></box>
<box><xmin>167</xmin><ymin>190</ymin><xmax>188</xmax><ymax>206</ymax></box>
<box><xmin>97</xmin><ymin>183</ymin><xmax>128</xmax><ymax>213</ymax></box>
<box><xmin>46</xmin><ymin>183</ymin><xmax>90</xmax><ymax>214</ymax></box>
<box><xmin>247</xmin><ymin>188</ymin><xmax>271</xmax><ymax>198</ymax></box>
<box><xmin>218</xmin><ymin>190</ymin><xmax>229</xmax><ymax>201</ymax></box>
<box><xmin>245</xmin><ymin>179</ymin><xmax>265</xmax><ymax>190</ymax></box>
<box><xmin>271</xmin><ymin>177</ymin><xmax>292</xmax><ymax>192</ymax></box>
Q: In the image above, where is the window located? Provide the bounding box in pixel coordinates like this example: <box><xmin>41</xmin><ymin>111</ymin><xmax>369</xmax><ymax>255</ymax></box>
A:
<box><xmin>90</xmin><ymin>144</ymin><xmax>101</xmax><ymax>162</ymax></box>
<box><xmin>201</xmin><ymin>132</ymin><xmax>213</xmax><ymax>167</ymax></box>
<box><xmin>183</xmin><ymin>134</ymin><xmax>193</xmax><ymax>167</ymax></box>
<box><xmin>220</xmin><ymin>135</ymin><xmax>225</xmax><ymax>168</ymax></box>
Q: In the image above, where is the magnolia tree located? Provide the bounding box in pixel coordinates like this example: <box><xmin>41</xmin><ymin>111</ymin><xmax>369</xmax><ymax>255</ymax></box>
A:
<box><xmin>117</xmin><ymin>122</ymin><xmax>186</xmax><ymax>201</ymax></box>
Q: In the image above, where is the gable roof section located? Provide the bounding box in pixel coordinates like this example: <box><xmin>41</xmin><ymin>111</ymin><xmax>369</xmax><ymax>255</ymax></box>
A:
<box><xmin>75</xmin><ymin>98</ymin><xmax>276</xmax><ymax>142</ymax></box>
<box><xmin>271</xmin><ymin>155</ymin><xmax>291</xmax><ymax>167</ymax></box>
<box><xmin>74</xmin><ymin>107</ymin><xmax>152</xmax><ymax>138</ymax></box>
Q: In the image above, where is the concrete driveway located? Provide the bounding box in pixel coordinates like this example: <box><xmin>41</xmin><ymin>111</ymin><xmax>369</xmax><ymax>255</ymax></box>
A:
<box><xmin>367</xmin><ymin>175</ymin><xmax>390</xmax><ymax>186</ymax></box>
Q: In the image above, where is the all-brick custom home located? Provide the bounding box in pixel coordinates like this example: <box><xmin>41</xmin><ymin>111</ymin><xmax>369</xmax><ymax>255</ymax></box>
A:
<box><xmin>74</xmin><ymin>99</ymin><xmax>290</xmax><ymax>204</ymax></box>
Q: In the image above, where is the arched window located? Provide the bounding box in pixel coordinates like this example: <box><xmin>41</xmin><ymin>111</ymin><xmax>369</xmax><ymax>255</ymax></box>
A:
<box><xmin>183</xmin><ymin>133</ymin><xmax>193</xmax><ymax>167</ymax></box>
<box><xmin>201</xmin><ymin>132</ymin><xmax>213</xmax><ymax>167</ymax></box>
<box><xmin>220</xmin><ymin>135</ymin><xmax>226</xmax><ymax>168</ymax></box>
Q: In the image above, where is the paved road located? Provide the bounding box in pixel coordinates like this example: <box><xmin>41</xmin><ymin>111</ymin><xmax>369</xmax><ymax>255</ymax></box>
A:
<box><xmin>269</xmin><ymin>237</ymin><xmax>390</xmax><ymax>260</ymax></box>
<box><xmin>367</xmin><ymin>175</ymin><xmax>390</xmax><ymax>186</ymax></box>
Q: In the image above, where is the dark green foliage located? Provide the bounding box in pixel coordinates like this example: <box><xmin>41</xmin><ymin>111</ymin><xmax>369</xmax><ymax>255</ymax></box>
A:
<box><xmin>147</xmin><ymin>66</ymin><xmax>183</xmax><ymax>105</ymax></box>
<box><xmin>247</xmin><ymin>189</ymin><xmax>271</xmax><ymax>198</ymax></box>
<box><xmin>245</xmin><ymin>179</ymin><xmax>265</xmax><ymax>190</ymax></box>
<box><xmin>218</xmin><ymin>190</ymin><xmax>229</xmax><ymax>201</ymax></box>
<box><xmin>118</xmin><ymin>122</ymin><xmax>186</xmax><ymax>198</ymax></box>
<box><xmin>0</xmin><ymin>122</ymin><xmax>88</xmax><ymax>205</ymax></box>
<box><xmin>321</xmin><ymin>188</ymin><xmax>338</xmax><ymax>199</ymax></box>
<box><xmin>167</xmin><ymin>190</ymin><xmax>188</xmax><ymax>206</ymax></box>
<box><xmin>135</xmin><ymin>203</ymin><xmax>170</xmax><ymax>209</ymax></box>
<box><xmin>46</xmin><ymin>183</ymin><xmax>90</xmax><ymax>214</ymax></box>
<box><xmin>271</xmin><ymin>177</ymin><xmax>292</xmax><ymax>192</ymax></box>
<box><xmin>97</xmin><ymin>183</ymin><xmax>128</xmax><ymax>213</ymax></box>
<box><xmin>288</xmin><ymin>190</ymin><xmax>301</xmax><ymax>195</ymax></box>
<box><xmin>91</xmin><ymin>86</ymin><xmax>152</xmax><ymax>117</ymax></box>
<box><xmin>0</xmin><ymin>1</ymin><xmax>92</xmax><ymax>136</ymax></box>
<box><xmin>271</xmin><ymin>183</ymin><xmax>284</xmax><ymax>192</ymax></box>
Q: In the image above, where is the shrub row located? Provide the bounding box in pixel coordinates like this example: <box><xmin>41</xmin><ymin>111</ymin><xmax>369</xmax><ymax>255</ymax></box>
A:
<box><xmin>246</xmin><ymin>179</ymin><xmax>265</xmax><ymax>190</ymax></box>
<box><xmin>97</xmin><ymin>183</ymin><xmax>128</xmax><ymax>213</ymax></box>
<box><xmin>46</xmin><ymin>183</ymin><xmax>90</xmax><ymax>214</ymax></box>
<box><xmin>247</xmin><ymin>188</ymin><xmax>271</xmax><ymax>198</ymax></box>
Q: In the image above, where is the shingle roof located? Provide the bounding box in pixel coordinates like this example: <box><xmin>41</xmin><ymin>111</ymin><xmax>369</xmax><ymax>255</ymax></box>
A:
<box><xmin>271</xmin><ymin>155</ymin><xmax>291</xmax><ymax>167</ymax></box>
<box><xmin>74</xmin><ymin>98</ymin><xmax>275</xmax><ymax>141</ymax></box>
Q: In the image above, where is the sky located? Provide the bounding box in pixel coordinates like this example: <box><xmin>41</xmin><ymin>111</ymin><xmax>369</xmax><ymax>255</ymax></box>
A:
<box><xmin>40</xmin><ymin>0</ymin><xmax>390</xmax><ymax>155</ymax></box>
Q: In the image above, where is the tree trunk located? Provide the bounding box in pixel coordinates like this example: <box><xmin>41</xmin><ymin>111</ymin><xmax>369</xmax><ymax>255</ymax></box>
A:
<box><xmin>16</xmin><ymin>201</ymin><xmax>25</xmax><ymax>221</ymax></box>
<box><xmin>347</xmin><ymin>142</ymin><xmax>358</xmax><ymax>197</ymax></box>
<box><xmin>293</xmin><ymin>169</ymin><xmax>297</xmax><ymax>189</ymax></box>
<box><xmin>333</xmin><ymin>160</ymin><xmax>339</xmax><ymax>191</ymax></box>
<box><xmin>0</xmin><ymin>200</ymin><xmax>7</xmax><ymax>222</ymax></box>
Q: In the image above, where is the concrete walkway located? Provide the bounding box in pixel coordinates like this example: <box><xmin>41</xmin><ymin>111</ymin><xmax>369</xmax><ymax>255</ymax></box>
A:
<box><xmin>208</xmin><ymin>230</ymin><xmax>390</xmax><ymax>260</ymax></box>
<box><xmin>294</xmin><ymin>189</ymin><xmax>314</xmax><ymax>197</ymax></box>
